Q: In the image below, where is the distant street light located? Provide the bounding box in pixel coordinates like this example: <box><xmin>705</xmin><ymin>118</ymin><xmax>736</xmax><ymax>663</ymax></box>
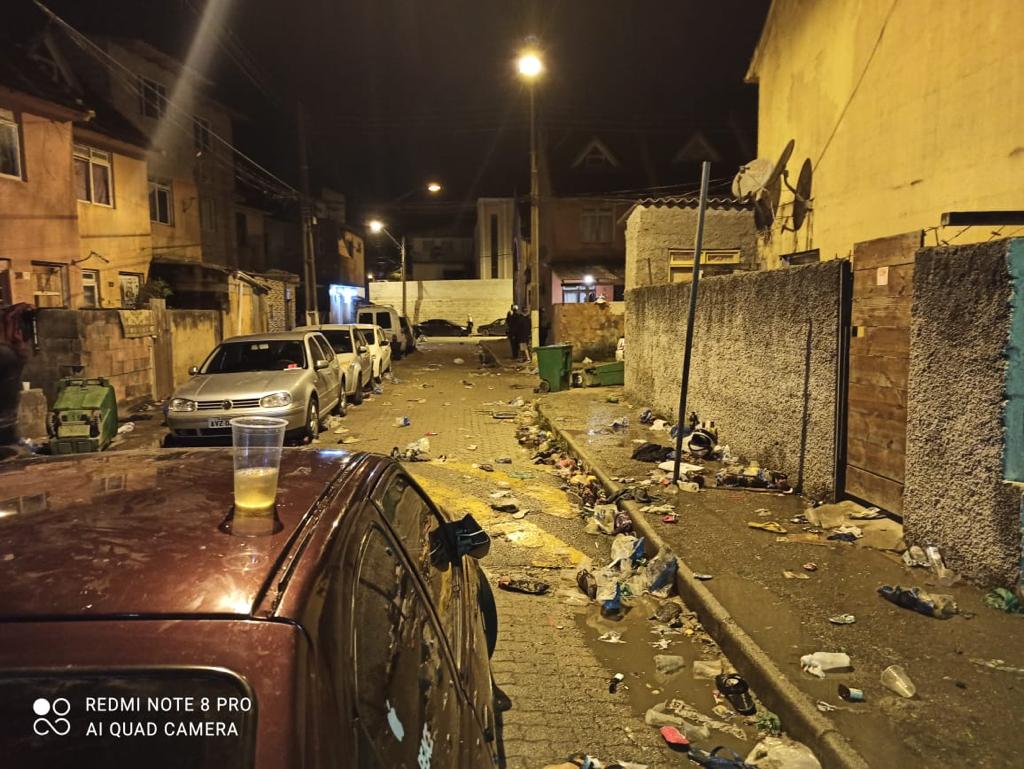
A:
<box><xmin>367</xmin><ymin>220</ymin><xmax>408</xmax><ymax>317</ymax></box>
<box><xmin>518</xmin><ymin>44</ymin><xmax>544</xmax><ymax>350</ymax></box>
<box><xmin>583</xmin><ymin>274</ymin><xmax>595</xmax><ymax>285</ymax></box>
<box><xmin>426</xmin><ymin>181</ymin><xmax>442</xmax><ymax>194</ymax></box>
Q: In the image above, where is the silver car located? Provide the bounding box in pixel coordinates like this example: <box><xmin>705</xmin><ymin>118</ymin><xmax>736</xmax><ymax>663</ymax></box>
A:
<box><xmin>294</xmin><ymin>324</ymin><xmax>374</xmax><ymax>405</ymax></box>
<box><xmin>166</xmin><ymin>331</ymin><xmax>343</xmax><ymax>443</ymax></box>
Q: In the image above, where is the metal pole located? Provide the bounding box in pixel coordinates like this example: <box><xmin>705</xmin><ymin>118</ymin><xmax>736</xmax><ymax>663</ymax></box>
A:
<box><xmin>672</xmin><ymin>161</ymin><xmax>711</xmax><ymax>483</ymax></box>
<box><xmin>297</xmin><ymin>104</ymin><xmax>318</xmax><ymax>321</ymax></box>
<box><xmin>400</xmin><ymin>236</ymin><xmax>407</xmax><ymax>318</ymax></box>
<box><xmin>529</xmin><ymin>85</ymin><xmax>540</xmax><ymax>349</ymax></box>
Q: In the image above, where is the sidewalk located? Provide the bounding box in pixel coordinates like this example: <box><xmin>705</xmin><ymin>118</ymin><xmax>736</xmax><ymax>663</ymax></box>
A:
<box><xmin>538</xmin><ymin>386</ymin><xmax>1024</xmax><ymax>769</ymax></box>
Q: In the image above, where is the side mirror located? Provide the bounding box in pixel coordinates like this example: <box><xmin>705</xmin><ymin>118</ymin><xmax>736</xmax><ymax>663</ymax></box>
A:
<box><xmin>315</xmin><ymin>358</ymin><xmax>330</xmax><ymax>370</ymax></box>
<box><xmin>429</xmin><ymin>513</ymin><xmax>490</xmax><ymax>569</ymax></box>
<box><xmin>188</xmin><ymin>365</ymin><xmax>199</xmax><ymax>376</ymax></box>
<box><xmin>358</xmin><ymin>345</ymin><xmax>368</xmax><ymax>354</ymax></box>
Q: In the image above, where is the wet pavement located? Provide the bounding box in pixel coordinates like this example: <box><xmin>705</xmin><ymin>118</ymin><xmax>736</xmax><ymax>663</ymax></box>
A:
<box><xmin>538</xmin><ymin>384</ymin><xmax>1024</xmax><ymax>769</ymax></box>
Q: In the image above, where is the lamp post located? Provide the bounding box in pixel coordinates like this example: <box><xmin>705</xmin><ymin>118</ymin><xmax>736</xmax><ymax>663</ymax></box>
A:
<box><xmin>368</xmin><ymin>220</ymin><xmax>407</xmax><ymax>317</ymax></box>
<box><xmin>517</xmin><ymin>47</ymin><xmax>543</xmax><ymax>349</ymax></box>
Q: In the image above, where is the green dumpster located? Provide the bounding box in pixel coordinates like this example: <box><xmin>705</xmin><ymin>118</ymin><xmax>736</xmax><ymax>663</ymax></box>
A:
<box><xmin>47</xmin><ymin>377</ymin><xmax>119</xmax><ymax>454</ymax></box>
<box><xmin>583</xmin><ymin>360</ymin><xmax>625</xmax><ymax>387</ymax></box>
<box><xmin>534</xmin><ymin>344</ymin><xmax>573</xmax><ymax>392</ymax></box>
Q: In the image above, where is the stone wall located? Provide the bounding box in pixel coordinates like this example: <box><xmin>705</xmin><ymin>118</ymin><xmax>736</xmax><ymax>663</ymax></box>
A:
<box><xmin>625</xmin><ymin>261</ymin><xmax>844</xmax><ymax>498</ymax></box>
<box><xmin>369</xmin><ymin>278</ymin><xmax>513</xmax><ymax>326</ymax></box>
<box><xmin>625</xmin><ymin>204</ymin><xmax>757</xmax><ymax>290</ymax></box>
<box><xmin>550</xmin><ymin>302</ymin><xmax>624</xmax><ymax>361</ymax></box>
<box><xmin>22</xmin><ymin>309</ymin><xmax>154</xmax><ymax>409</ymax></box>
<box><xmin>904</xmin><ymin>239</ymin><xmax>1023</xmax><ymax>587</ymax></box>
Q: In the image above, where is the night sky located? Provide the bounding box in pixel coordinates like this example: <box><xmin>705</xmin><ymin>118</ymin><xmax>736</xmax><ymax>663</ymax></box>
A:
<box><xmin>18</xmin><ymin>0</ymin><xmax>769</xmax><ymax>228</ymax></box>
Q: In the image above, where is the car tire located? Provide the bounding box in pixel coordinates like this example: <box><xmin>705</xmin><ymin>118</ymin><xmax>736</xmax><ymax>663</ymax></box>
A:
<box><xmin>334</xmin><ymin>386</ymin><xmax>347</xmax><ymax>417</ymax></box>
<box><xmin>373</xmin><ymin>363</ymin><xmax>383</xmax><ymax>385</ymax></box>
<box><xmin>351</xmin><ymin>376</ymin><xmax>364</xmax><ymax>405</ymax></box>
<box><xmin>304</xmin><ymin>397</ymin><xmax>320</xmax><ymax>442</ymax></box>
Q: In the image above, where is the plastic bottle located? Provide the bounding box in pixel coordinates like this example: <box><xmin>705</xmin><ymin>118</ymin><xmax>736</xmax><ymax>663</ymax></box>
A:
<box><xmin>800</xmin><ymin>652</ymin><xmax>852</xmax><ymax>677</ymax></box>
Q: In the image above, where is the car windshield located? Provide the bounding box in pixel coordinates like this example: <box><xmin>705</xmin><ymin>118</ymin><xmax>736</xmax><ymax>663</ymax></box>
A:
<box><xmin>204</xmin><ymin>340</ymin><xmax>306</xmax><ymax>373</ymax></box>
<box><xmin>321</xmin><ymin>329</ymin><xmax>355</xmax><ymax>354</ymax></box>
<box><xmin>0</xmin><ymin>668</ymin><xmax>255</xmax><ymax>768</ymax></box>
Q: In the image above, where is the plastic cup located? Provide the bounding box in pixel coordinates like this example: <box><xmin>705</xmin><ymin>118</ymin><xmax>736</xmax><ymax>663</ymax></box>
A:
<box><xmin>231</xmin><ymin>416</ymin><xmax>287</xmax><ymax>516</ymax></box>
<box><xmin>880</xmin><ymin>664</ymin><xmax>916</xmax><ymax>698</ymax></box>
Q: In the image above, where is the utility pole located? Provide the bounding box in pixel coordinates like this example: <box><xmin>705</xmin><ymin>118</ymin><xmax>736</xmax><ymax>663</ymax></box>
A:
<box><xmin>528</xmin><ymin>84</ymin><xmax>540</xmax><ymax>349</ymax></box>
<box><xmin>400</xmin><ymin>236</ymin><xmax>408</xmax><ymax>318</ymax></box>
<box><xmin>297</xmin><ymin>103</ymin><xmax>318</xmax><ymax>324</ymax></box>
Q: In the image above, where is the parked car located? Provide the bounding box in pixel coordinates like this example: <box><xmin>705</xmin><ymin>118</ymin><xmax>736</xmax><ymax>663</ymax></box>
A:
<box><xmin>167</xmin><ymin>331</ymin><xmax>343</xmax><ymax>443</ymax></box>
<box><xmin>294</xmin><ymin>324</ymin><xmax>373</xmax><ymax>405</ymax></box>
<box><xmin>414</xmin><ymin>318</ymin><xmax>468</xmax><ymax>337</ymax></box>
<box><xmin>354</xmin><ymin>323</ymin><xmax>393</xmax><ymax>382</ymax></box>
<box><xmin>477</xmin><ymin>317</ymin><xmax>508</xmax><ymax>336</ymax></box>
<box><xmin>357</xmin><ymin>304</ymin><xmax>406</xmax><ymax>357</ymax></box>
<box><xmin>0</xmin><ymin>449</ymin><xmax>502</xmax><ymax>768</ymax></box>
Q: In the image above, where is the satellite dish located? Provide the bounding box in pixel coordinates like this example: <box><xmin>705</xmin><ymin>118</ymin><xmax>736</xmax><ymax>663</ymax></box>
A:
<box><xmin>790</xmin><ymin>158</ymin><xmax>813</xmax><ymax>231</ymax></box>
<box><xmin>766</xmin><ymin>138</ymin><xmax>795</xmax><ymax>189</ymax></box>
<box><xmin>754</xmin><ymin>196</ymin><xmax>774</xmax><ymax>231</ymax></box>
<box><xmin>731</xmin><ymin>158</ymin><xmax>773</xmax><ymax>201</ymax></box>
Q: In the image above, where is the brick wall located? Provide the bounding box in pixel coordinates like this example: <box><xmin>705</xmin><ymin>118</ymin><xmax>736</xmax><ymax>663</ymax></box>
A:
<box><xmin>22</xmin><ymin>309</ymin><xmax>154</xmax><ymax>409</ymax></box>
<box><xmin>550</xmin><ymin>302</ymin><xmax>624</xmax><ymax>361</ymax></box>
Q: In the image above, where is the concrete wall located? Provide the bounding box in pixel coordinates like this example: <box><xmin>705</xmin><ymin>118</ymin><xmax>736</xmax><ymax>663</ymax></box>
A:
<box><xmin>748</xmin><ymin>0</ymin><xmax>1024</xmax><ymax>267</ymax></box>
<box><xmin>169</xmin><ymin>309</ymin><xmax>220</xmax><ymax>387</ymax></box>
<box><xmin>0</xmin><ymin>104</ymin><xmax>80</xmax><ymax>306</ymax></box>
<box><xmin>625</xmin><ymin>205</ymin><xmax>758</xmax><ymax>290</ymax></box>
<box><xmin>369</xmin><ymin>278</ymin><xmax>513</xmax><ymax>326</ymax></box>
<box><xmin>904</xmin><ymin>239</ymin><xmax>1023</xmax><ymax>587</ymax></box>
<box><xmin>626</xmin><ymin>261</ymin><xmax>844</xmax><ymax>498</ymax></box>
<box><xmin>551</xmin><ymin>301</ymin><xmax>624</xmax><ymax>361</ymax></box>
<box><xmin>22</xmin><ymin>309</ymin><xmax>154</xmax><ymax>408</ymax></box>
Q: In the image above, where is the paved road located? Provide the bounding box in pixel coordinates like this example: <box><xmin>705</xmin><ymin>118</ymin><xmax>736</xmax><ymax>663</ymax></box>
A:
<box><xmin>333</xmin><ymin>340</ymin><xmax>668</xmax><ymax>769</ymax></box>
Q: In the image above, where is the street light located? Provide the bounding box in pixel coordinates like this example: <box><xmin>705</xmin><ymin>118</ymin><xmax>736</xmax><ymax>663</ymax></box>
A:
<box><xmin>367</xmin><ymin>220</ymin><xmax>407</xmax><ymax>317</ymax></box>
<box><xmin>518</xmin><ymin>44</ymin><xmax>544</xmax><ymax>349</ymax></box>
<box><xmin>426</xmin><ymin>181</ymin><xmax>442</xmax><ymax>194</ymax></box>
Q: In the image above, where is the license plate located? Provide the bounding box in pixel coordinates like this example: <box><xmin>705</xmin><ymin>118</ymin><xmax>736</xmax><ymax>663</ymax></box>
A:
<box><xmin>208</xmin><ymin>418</ymin><xmax>231</xmax><ymax>428</ymax></box>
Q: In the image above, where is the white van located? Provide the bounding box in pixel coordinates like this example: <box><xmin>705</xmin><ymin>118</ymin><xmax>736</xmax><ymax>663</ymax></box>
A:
<box><xmin>356</xmin><ymin>305</ymin><xmax>415</xmax><ymax>356</ymax></box>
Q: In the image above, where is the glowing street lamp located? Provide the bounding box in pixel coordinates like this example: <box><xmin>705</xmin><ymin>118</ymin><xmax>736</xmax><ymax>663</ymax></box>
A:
<box><xmin>517</xmin><ymin>51</ymin><xmax>544</xmax><ymax>79</ymax></box>
<box><xmin>368</xmin><ymin>219</ymin><xmax>384</xmax><ymax>234</ymax></box>
<box><xmin>367</xmin><ymin>220</ymin><xmax>407</xmax><ymax>316</ymax></box>
<box><xmin>518</xmin><ymin>44</ymin><xmax>544</xmax><ymax>349</ymax></box>
<box><xmin>426</xmin><ymin>181</ymin><xmax>442</xmax><ymax>194</ymax></box>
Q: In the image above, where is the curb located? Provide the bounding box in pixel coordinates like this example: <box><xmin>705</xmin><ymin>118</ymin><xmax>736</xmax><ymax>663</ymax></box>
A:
<box><xmin>537</xmin><ymin>402</ymin><xmax>871</xmax><ymax>769</ymax></box>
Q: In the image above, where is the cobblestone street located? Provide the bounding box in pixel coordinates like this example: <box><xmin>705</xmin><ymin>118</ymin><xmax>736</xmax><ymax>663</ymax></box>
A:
<box><xmin>333</xmin><ymin>340</ymin><xmax>667</xmax><ymax>769</ymax></box>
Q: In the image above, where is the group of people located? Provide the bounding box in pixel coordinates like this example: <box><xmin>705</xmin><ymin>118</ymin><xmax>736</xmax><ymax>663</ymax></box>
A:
<box><xmin>505</xmin><ymin>305</ymin><xmax>532</xmax><ymax>361</ymax></box>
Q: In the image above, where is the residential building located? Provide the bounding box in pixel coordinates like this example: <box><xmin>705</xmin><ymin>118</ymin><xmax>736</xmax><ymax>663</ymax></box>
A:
<box><xmin>746</xmin><ymin>0</ymin><xmax>1024</xmax><ymax>268</ymax></box>
<box><xmin>0</xmin><ymin>51</ymin><xmax>88</xmax><ymax>308</ymax></box>
<box><xmin>407</xmin><ymin>234</ymin><xmax>474</xmax><ymax>280</ymax></box>
<box><xmin>476</xmin><ymin>198</ymin><xmax>517</xmax><ymax>280</ymax></box>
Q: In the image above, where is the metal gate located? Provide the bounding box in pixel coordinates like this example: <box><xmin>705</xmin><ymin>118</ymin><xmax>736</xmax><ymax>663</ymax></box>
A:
<box><xmin>844</xmin><ymin>231</ymin><xmax>922</xmax><ymax>515</ymax></box>
<box><xmin>150</xmin><ymin>298</ymin><xmax>174</xmax><ymax>400</ymax></box>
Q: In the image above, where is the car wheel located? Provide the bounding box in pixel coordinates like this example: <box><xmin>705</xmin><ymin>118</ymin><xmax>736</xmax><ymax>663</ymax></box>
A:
<box><xmin>373</xmin><ymin>363</ymin><xmax>383</xmax><ymax>384</ymax></box>
<box><xmin>304</xmin><ymin>397</ymin><xmax>320</xmax><ymax>441</ymax></box>
<box><xmin>351</xmin><ymin>376</ymin><xmax>364</xmax><ymax>405</ymax></box>
<box><xmin>335</xmin><ymin>387</ymin><xmax>347</xmax><ymax>417</ymax></box>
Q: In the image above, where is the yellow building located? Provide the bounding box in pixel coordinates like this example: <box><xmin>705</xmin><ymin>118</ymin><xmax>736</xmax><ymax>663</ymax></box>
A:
<box><xmin>746</xmin><ymin>0</ymin><xmax>1024</xmax><ymax>268</ymax></box>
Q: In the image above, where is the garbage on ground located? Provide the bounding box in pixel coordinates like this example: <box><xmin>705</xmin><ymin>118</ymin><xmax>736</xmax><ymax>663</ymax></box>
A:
<box><xmin>755</xmin><ymin>710</ymin><xmax>782</xmax><ymax>737</ymax></box>
<box><xmin>877</xmin><ymin>584</ymin><xmax>958</xmax><ymax>619</ymax></box>
<box><xmin>692</xmin><ymin>659</ymin><xmax>724</xmax><ymax>680</ymax></box>
<box><xmin>477</xmin><ymin>463</ymin><xmax>495</xmax><ymax>472</ymax></box>
<box><xmin>924</xmin><ymin>545</ymin><xmax>959</xmax><ymax>585</ymax></box>
<box><xmin>394</xmin><ymin>416</ymin><xmax>410</xmax><ymax>427</ymax></box>
<box><xmin>497</xmin><ymin>577</ymin><xmax>549</xmax><ymax>595</ymax></box>
<box><xmin>748</xmin><ymin>521</ymin><xmax>787</xmax><ymax>534</ymax></box>
<box><xmin>639</xmin><ymin>408</ymin><xmax>654</xmax><ymax>424</ymax></box>
<box><xmin>677</xmin><ymin>481</ymin><xmax>701</xmax><ymax>493</ymax></box>
<box><xmin>452</xmin><ymin>357</ymin><xmax>464</xmax><ymax>364</ymax></box>
<box><xmin>838</xmin><ymin>684</ymin><xmax>865</xmax><ymax>702</ymax></box>
<box><xmin>830</xmin><ymin>524</ymin><xmax>863</xmax><ymax>539</ymax></box>
<box><xmin>983</xmin><ymin>587</ymin><xmax>1024</xmax><ymax>614</ymax></box>
<box><xmin>802</xmin><ymin>562</ymin><xmax>818</xmax><ymax>571</ymax></box>
<box><xmin>716</xmin><ymin>466</ymin><xmax>790</xmax><ymax>492</ymax></box>
<box><xmin>658</xmin><ymin>460</ymin><xmax>703</xmax><ymax>474</ymax></box>
<box><xmin>490</xmin><ymin>499</ymin><xmax>520</xmax><ymax>513</ymax></box>
<box><xmin>632</xmin><ymin>442</ymin><xmax>674</xmax><ymax>462</ymax></box>
<box><xmin>576</xmin><ymin>569</ymin><xmax>598</xmax><ymax>600</ymax></box>
<box><xmin>640</xmin><ymin>503</ymin><xmax>675</xmax><ymax>515</ymax></box>
<box><xmin>609</xmin><ymin>672</ymin><xmax>625</xmax><ymax>693</ymax></box>
<box><xmin>598</xmin><ymin>631</ymin><xmax>626</xmax><ymax>644</ymax></box>
<box><xmin>828</xmin><ymin>614</ymin><xmax>856</xmax><ymax>625</ymax></box>
<box><xmin>693</xmin><ymin>573</ymin><xmax>713</xmax><ymax>581</ymax></box>
<box><xmin>116</xmin><ymin>422</ymin><xmax>135</xmax><ymax>434</ymax></box>
<box><xmin>970</xmin><ymin>657</ymin><xmax>1024</xmax><ymax>675</ymax></box>
<box><xmin>495</xmin><ymin>456</ymin><xmax>513</xmax><ymax>464</ymax></box>
<box><xmin>745</xmin><ymin>735</ymin><xmax>822</xmax><ymax>769</ymax></box>
<box><xmin>902</xmin><ymin>545</ymin><xmax>929</xmax><ymax>568</ymax></box>
<box><xmin>654</xmin><ymin>654</ymin><xmax>686</xmax><ymax>676</ymax></box>
<box><xmin>643</xmin><ymin>702</ymin><xmax>710</xmax><ymax>740</ymax></box>
<box><xmin>783</xmin><ymin>571</ymin><xmax>810</xmax><ymax>580</ymax></box>
<box><xmin>800</xmin><ymin>651</ymin><xmax>852</xmax><ymax>678</ymax></box>
<box><xmin>716</xmin><ymin>673</ymin><xmax>756</xmax><ymax>715</ymax></box>
<box><xmin>659</xmin><ymin>725</ymin><xmax>690</xmax><ymax>751</ymax></box>
<box><xmin>652</xmin><ymin>600</ymin><xmax>684</xmax><ymax>626</ymax></box>
<box><xmin>880</xmin><ymin>664</ymin><xmax>916</xmax><ymax>698</ymax></box>
<box><xmin>688</xmin><ymin>746</ymin><xmax>754</xmax><ymax>767</ymax></box>
<box><xmin>662</xmin><ymin>513</ymin><xmax>679</xmax><ymax>523</ymax></box>
<box><xmin>827</xmin><ymin>531</ymin><xmax>858</xmax><ymax>543</ymax></box>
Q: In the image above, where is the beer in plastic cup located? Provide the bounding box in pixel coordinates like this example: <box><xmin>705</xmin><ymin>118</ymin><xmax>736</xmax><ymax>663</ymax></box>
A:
<box><xmin>231</xmin><ymin>416</ymin><xmax>288</xmax><ymax>514</ymax></box>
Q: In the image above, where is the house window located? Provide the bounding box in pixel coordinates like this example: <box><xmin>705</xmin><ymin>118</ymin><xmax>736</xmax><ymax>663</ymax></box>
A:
<box><xmin>81</xmin><ymin>268</ymin><xmax>100</xmax><ymax>308</ymax></box>
<box><xmin>31</xmin><ymin>262</ymin><xmax>67</xmax><ymax>308</ymax></box>
<box><xmin>0</xmin><ymin>107</ymin><xmax>23</xmax><ymax>180</ymax></box>
<box><xmin>580</xmin><ymin>207</ymin><xmax>613</xmax><ymax>243</ymax></box>
<box><xmin>194</xmin><ymin>117</ymin><xmax>211</xmax><ymax>153</ymax></box>
<box><xmin>199</xmin><ymin>197</ymin><xmax>217</xmax><ymax>232</ymax></box>
<box><xmin>139</xmin><ymin>77</ymin><xmax>167</xmax><ymax>118</ymax></box>
<box><xmin>73</xmin><ymin>144</ymin><xmax>113</xmax><ymax>206</ymax></box>
<box><xmin>562</xmin><ymin>284</ymin><xmax>590</xmax><ymax>304</ymax></box>
<box><xmin>148</xmin><ymin>179</ymin><xmax>173</xmax><ymax>224</ymax></box>
<box><xmin>119</xmin><ymin>272</ymin><xmax>143</xmax><ymax>308</ymax></box>
<box><xmin>235</xmin><ymin>212</ymin><xmax>248</xmax><ymax>246</ymax></box>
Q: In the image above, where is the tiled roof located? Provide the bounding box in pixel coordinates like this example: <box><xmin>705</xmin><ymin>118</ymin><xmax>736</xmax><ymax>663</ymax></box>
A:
<box><xmin>634</xmin><ymin>195</ymin><xmax>752</xmax><ymax>211</ymax></box>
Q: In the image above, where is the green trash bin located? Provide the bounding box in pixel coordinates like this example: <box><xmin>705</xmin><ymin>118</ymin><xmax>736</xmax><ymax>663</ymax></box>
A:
<box><xmin>534</xmin><ymin>344</ymin><xmax>573</xmax><ymax>392</ymax></box>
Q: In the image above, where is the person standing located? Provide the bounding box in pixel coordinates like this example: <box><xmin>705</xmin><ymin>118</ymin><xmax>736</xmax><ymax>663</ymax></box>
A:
<box><xmin>506</xmin><ymin>304</ymin><xmax>519</xmax><ymax>358</ymax></box>
<box><xmin>466</xmin><ymin>315</ymin><xmax>474</xmax><ymax>335</ymax></box>
<box><xmin>518</xmin><ymin>307</ymin><xmax>532</xmax><ymax>361</ymax></box>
